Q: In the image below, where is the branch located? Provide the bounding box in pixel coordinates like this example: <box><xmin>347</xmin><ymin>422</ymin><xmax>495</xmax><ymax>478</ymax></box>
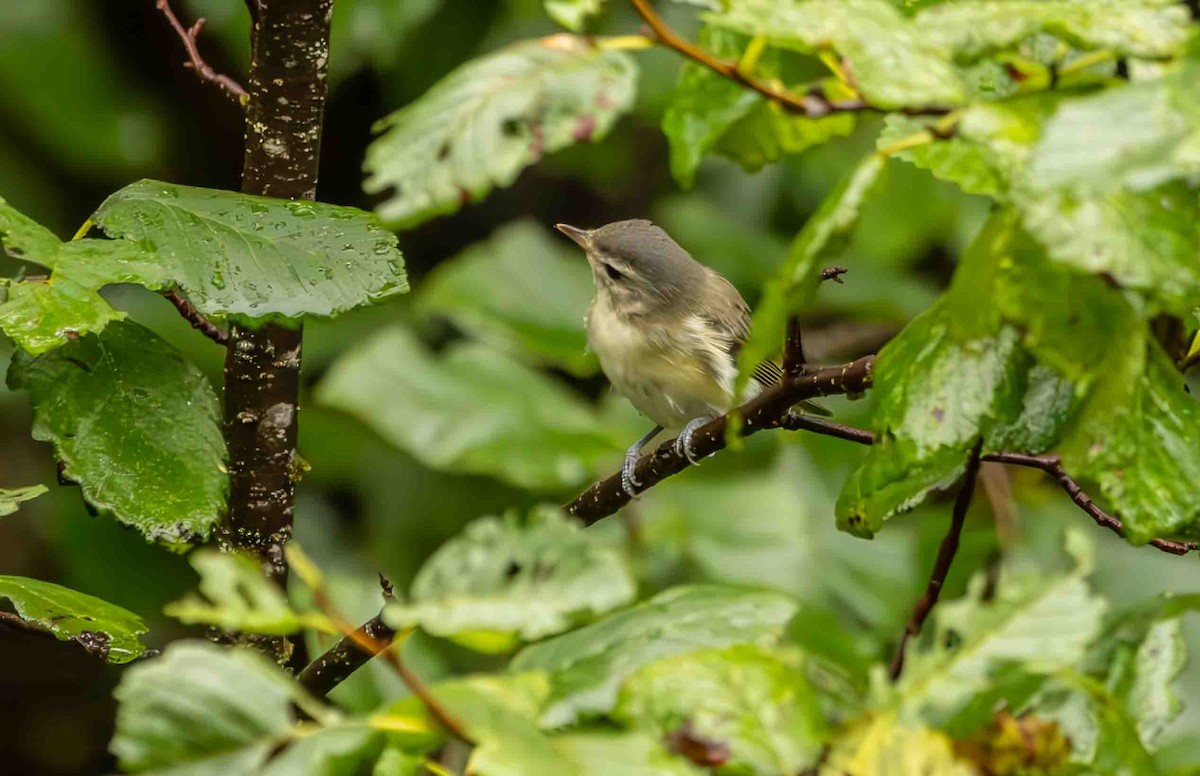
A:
<box><xmin>984</xmin><ymin>453</ymin><xmax>1197</xmax><ymax>556</ymax></box>
<box><xmin>155</xmin><ymin>0</ymin><xmax>249</xmax><ymax>107</ymax></box>
<box><xmin>783</xmin><ymin>269</ymin><xmax>846</xmax><ymax>377</ymax></box>
<box><xmin>767</xmin><ymin>417</ymin><xmax>1196</xmax><ymax>556</ymax></box>
<box><xmin>564</xmin><ymin>356</ymin><xmax>876</xmax><ymax>523</ymax></box>
<box><xmin>162</xmin><ymin>290</ymin><xmax>228</xmax><ymax>345</ymax></box>
<box><xmin>627</xmin><ymin>0</ymin><xmax>949</xmax><ymax>118</ymax></box>
<box><xmin>298</xmin><ymin>574</ymin><xmax>398</xmax><ymax>698</ymax></box>
<box><xmin>305</xmin><ymin>576</ymin><xmax>471</xmax><ymax>742</ymax></box>
<box><xmin>889</xmin><ymin>442</ymin><xmax>983</xmax><ymax>681</ymax></box>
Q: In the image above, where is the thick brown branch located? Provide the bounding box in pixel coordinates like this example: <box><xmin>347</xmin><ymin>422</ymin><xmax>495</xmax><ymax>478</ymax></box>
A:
<box><xmin>298</xmin><ymin>574</ymin><xmax>398</xmax><ymax>698</ymax></box>
<box><xmin>162</xmin><ymin>290</ymin><xmax>228</xmax><ymax>345</ymax></box>
<box><xmin>564</xmin><ymin>356</ymin><xmax>876</xmax><ymax>523</ymax></box>
<box><xmin>155</xmin><ymin>0</ymin><xmax>249</xmax><ymax>106</ymax></box>
<box><xmin>219</xmin><ymin>0</ymin><xmax>332</xmax><ymax>664</ymax></box>
<box><xmin>889</xmin><ymin>443</ymin><xmax>983</xmax><ymax>681</ymax></box>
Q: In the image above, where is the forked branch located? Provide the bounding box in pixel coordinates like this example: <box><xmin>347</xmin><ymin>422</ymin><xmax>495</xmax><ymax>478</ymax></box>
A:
<box><xmin>155</xmin><ymin>0</ymin><xmax>249</xmax><ymax>106</ymax></box>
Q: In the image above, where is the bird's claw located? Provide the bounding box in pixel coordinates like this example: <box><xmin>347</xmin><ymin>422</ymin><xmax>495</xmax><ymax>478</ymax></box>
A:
<box><xmin>621</xmin><ymin>447</ymin><xmax>643</xmax><ymax>499</ymax></box>
<box><xmin>674</xmin><ymin>417</ymin><xmax>710</xmax><ymax>466</ymax></box>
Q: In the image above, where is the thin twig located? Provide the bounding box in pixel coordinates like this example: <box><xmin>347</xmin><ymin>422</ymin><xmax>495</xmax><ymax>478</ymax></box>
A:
<box><xmin>155</xmin><ymin>0</ymin><xmax>249</xmax><ymax>106</ymax></box>
<box><xmin>627</xmin><ymin>0</ymin><xmax>948</xmax><ymax>118</ymax></box>
<box><xmin>162</xmin><ymin>290</ymin><xmax>228</xmax><ymax>345</ymax></box>
<box><xmin>784</xmin><ymin>316</ymin><xmax>806</xmax><ymax>378</ymax></box>
<box><xmin>297</xmin><ymin>574</ymin><xmax>398</xmax><ymax>699</ymax></box>
<box><xmin>984</xmin><ymin>452</ymin><xmax>1197</xmax><ymax>556</ymax></box>
<box><xmin>563</xmin><ymin>356</ymin><xmax>876</xmax><ymax>523</ymax></box>
<box><xmin>768</xmin><ymin>417</ymin><xmax>1195</xmax><ymax>556</ymax></box>
<box><xmin>890</xmin><ymin>442</ymin><xmax>983</xmax><ymax>682</ymax></box>
<box><xmin>307</xmin><ymin>579</ymin><xmax>471</xmax><ymax>742</ymax></box>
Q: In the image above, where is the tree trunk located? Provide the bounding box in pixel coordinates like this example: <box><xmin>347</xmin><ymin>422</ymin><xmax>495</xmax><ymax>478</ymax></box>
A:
<box><xmin>222</xmin><ymin>0</ymin><xmax>332</xmax><ymax>662</ymax></box>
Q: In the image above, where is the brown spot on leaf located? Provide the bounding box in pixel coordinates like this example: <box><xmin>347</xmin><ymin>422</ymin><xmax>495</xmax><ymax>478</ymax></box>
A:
<box><xmin>530</xmin><ymin>123</ymin><xmax>544</xmax><ymax>161</ymax></box>
<box><xmin>666</xmin><ymin>721</ymin><xmax>730</xmax><ymax>767</ymax></box>
<box><xmin>932</xmin><ymin>407</ymin><xmax>945</xmax><ymax>421</ymax></box>
<box><xmin>457</xmin><ymin>187</ymin><xmax>471</xmax><ymax>207</ymax></box>
<box><xmin>572</xmin><ymin>115</ymin><xmax>597</xmax><ymax>142</ymax></box>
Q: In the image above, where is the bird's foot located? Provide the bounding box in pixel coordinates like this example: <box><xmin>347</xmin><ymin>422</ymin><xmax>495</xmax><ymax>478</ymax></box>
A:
<box><xmin>674</xmin><ymin>416</ymin><xmax>712</xmax><ymax>466</ymax></box>
<box><xmin>621</xmin><ymin>446</ymin><xmax>643</xmax><ymax>499</ymax></box>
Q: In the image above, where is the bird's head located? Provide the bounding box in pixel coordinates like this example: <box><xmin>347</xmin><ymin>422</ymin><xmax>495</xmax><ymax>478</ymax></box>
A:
<box><xmin>555</xmin><ymin>219</ymin><xmax>706</xmax><ymax>318</ymax></box>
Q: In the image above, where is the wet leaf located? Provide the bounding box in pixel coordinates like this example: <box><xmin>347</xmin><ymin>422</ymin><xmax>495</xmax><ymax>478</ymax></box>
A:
<box><xmin>1057</xmin><ymin>332</ymin><xmax>1200</xmax><ymax>543</ymax></box>
<box><xmin>511</xmin><ymin>585</ymin><xmax>798</xmax><ymax>726</ymax></box>
<box><xmin>384</xmin><ymin>506</ymin><xmax>635</xmax><ymax>651</ymax></box>
<box><xmin>1026</xmin><ymin>60</ymin><xmax>1200</xmax><ymax>193</ymax></box>
<box><xmin>365</xmin><ymin>36</ymin><xmax>637</xmax><ymax>228</ymax></box>
<box><xmin>615</xmin><ymin>645</ymin><xmax>826</xmax><ymax>774</ymax></box>
<box><xmin>705</xmin><ymin>0</ymin><xmax>968</xmax><ymax>109</ymax></box>
<box><xmin>417</xmin><ymin>220</ymin><xmax>597</xmax><ymax>376</ymax></box>
<box><xmin>7</xmin><ymin>320</ymin><xmax>226</xmax><ymax>547</ymax></box>
<box><xmin>0</xmin><ymin>484</ymin><xmax>47</xmax><ymax>517</ymax></box>
<box><xmin>316</xmin><ymin>325</ymin><xmax>623</xmax><ymax>491</ymax></box>
<box><xmin>914</xmin><ymin>0</ymin><xmax>1191</xmax><ymax>61</ymax></box>
<box><xmin>92</xmin><ymin>179</ymin><xmax>408</xmax><ymax>324</ymax></box>
<box><xmin>553</xmin><ymin>731</ymin><xmax>705</xmax><ymax>776</ymax></box>
<box><xmin>0</xmin><ymin>575</ymin><xmax>148</xmax><ymax>663</ymax></box>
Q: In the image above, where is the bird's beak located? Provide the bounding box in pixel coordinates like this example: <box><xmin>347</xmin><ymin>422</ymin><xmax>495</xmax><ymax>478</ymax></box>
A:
<box><xmin>555</xmin><ymin>223</ymin><xmax>591</xmax><ymax>250</ymax></box>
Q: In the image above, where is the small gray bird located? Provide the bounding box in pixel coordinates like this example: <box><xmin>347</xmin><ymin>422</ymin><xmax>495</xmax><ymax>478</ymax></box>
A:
<box><xmin>556</xmin><ymin>219</ymin><xmax>825</xmax><ymax>498</ymax></box>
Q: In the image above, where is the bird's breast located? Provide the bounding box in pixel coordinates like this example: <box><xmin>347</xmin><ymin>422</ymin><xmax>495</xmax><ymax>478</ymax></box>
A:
<box><xmin>586</xmin><ymin>301</ymin><xmax>735</xmax><ymax>428</ymax></box>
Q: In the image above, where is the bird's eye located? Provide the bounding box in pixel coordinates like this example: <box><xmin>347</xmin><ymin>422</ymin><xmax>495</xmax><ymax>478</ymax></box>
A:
<box><xmin>604</xmin><ymin>263</ymin><xmax>623</xmax><ymax>281</ymax></box>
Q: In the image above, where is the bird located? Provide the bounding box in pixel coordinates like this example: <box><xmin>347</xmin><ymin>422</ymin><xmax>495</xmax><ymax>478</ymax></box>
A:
<box><xmin>556</xmin><ymin>219</ymin><xmax>827</xmax><ymax>498</ymax></box>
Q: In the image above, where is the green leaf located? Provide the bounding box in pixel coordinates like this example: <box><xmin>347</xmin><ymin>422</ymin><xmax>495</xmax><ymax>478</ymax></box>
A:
<box><xmin>913</xmin><ymin>0</ymin><xmax>1191</xmax><ymax>61</ymax></box>
<box><xmin>1025</xmin><ymin>62</ymin><xmax>1200</xmax><ymax>193</ymax></box>
<box><xmin>511</xmin><ymin>585</ymin><xmax>798</xmax><ymax>726</ymax></box>
<box><xmin>736</xmin><ymin>153</ymin><xmax>886</xmax><ymax>397</ymax></box>
<box><xmin>705</xmin><ymin>0</ymin><xmax>968</xmax><ymax>109</ymax></box>
<box><xmin>836</xmin><ymin>213</ymin><xmax>1142</xmax><ymax>535</ymax></box>
<box><xmin>553</xmin><ymin>731</ymin><xmax>704</xmax><ymax>776</ymax></box>
<box><xmin>416</xmin><ymin>220</ymin><xmax>597</xmax><ymax>376</ymax></box>
<box><xmin>1126</xmin><ymin>617</ymin><xmax>1187</xmax><ymax>749</ymax></box>
<box><xmin>91</xmin><ymin>179</ymin><xmax>408</xmax><ymax>324</ymax></box>
<box><xmin>878</xmin><ymin>94</ymin><xmax>1060</xmax><ymax>203</ymax></box>
<box><xmin>391</xmin><ymin>673</ymin><xmax>575</xmax><ymax>776</ymax></box>
<box><xmin>364</xmin><ymin>36</ymin><xmax>637</xmax><ymax>228</ymax></box>
<box><xmin>259</xmin><ymin>726</ymin><xmax>386</xmax><ymax>776</ymax></box>
<box><xmin>165</xmin><ymin>549</ymin><xmax>329</xmax><ymax>636</ymax></box>
<box><xmin>615</xmin><ymin>645</ymin><xmax>826</xmax><ymax>774</ymax></box>
<box><xmin>892</xmin><ymin>532</ymin><xmax>1107</xmax><ymax>726</ymax></box>
<box><xmin>1057</xmin><ymin>333</ymin><xmax>1200</xmax><ymax>543</ymax></box>
<box><xmin>1029</xmin><ymin>673</ymin><xmax>1159</xmax><ymax>775</ymax></box>
<box><xmin>316</xmin><ymin>325</ymin><xmax>622</xmax><ymax>491</ymax></box>
<box><xmin>7</xmin><ymin>320</ymin><xmax>226</xmax><ymax>547</ymax></box>
<box><xmin>0</xmin><ymin>484</ymin><xmax>46</xmax><ymax>517</ymax></box>
<box><xmin>662</xmin><ymin>26</ymin><xmax>855</xmax><ymax>189</ymax></box>
<box><xmin>821</xmin><ymin>714</ymin><xmax>975</xmax><ymax>776</ymax></box>
<box><xmin>111</xmin><ymin>640</ymin><xmax>308</xmax><ymax>773</ymax></box>
<box><xmin>0</xmin><ymin>277</ymin><xmax>126</xmax><ymax>355</ymax></box>
<box><xmin>384</xmin><ymin>506</ymin><xmax>635</xmax><ymax>651</ymax></box>
<box><xmin>0</xmin><ymin>575</ymin><xmax>148</xmax><ymax>663</ymax></box>
<box><xmin>545</xmin><ymin>0</ymin><xmax>605</xmax><ymax>31</ymax></box>
<box><xmin>1015</xmin><ymin>180</ymin><xmax>1200</xmax><ymax>319</ymax></box>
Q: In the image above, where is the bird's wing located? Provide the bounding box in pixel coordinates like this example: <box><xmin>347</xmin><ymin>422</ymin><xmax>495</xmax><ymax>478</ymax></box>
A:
<box><xmin>699</xmin><ymin>270</ymin><xmax>831</xmax><ymax>416</ymax></box>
